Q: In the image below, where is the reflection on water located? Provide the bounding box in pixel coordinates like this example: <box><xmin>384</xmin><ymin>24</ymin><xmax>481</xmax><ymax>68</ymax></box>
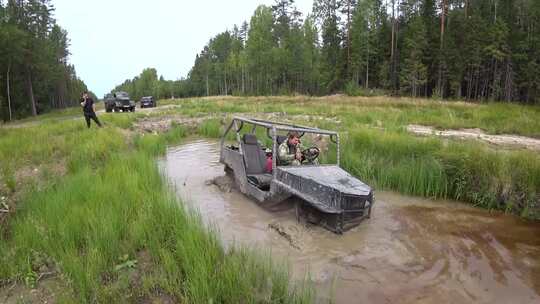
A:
<box><xmin>159</xmin><ymin>140</ymin><xmax>540</xmax><ymax>304</ymax></box>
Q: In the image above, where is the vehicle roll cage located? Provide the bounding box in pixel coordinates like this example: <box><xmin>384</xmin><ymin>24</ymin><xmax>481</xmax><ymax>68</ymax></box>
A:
<box><xmin>221</xmin><ymin>116</ymin><xmax>341</xmax><ymax>173</ymax></box>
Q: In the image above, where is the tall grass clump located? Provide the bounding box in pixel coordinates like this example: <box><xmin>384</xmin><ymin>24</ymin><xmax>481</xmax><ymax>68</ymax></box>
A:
<box><xmin>103</xmin><ymin>112</ymin><xmax>139</xmax><ymax>129</ymax></box>
<box><xmin>0</xmin><ymin>122</ymin><xmax>312</xmax><ymax>302</ymax></box>
<box><xmin>342</xmin><ymin>129</ymin><xmax>448</xmax><ymax>198</ymax></box>
<box><xmin>342</xmin><ymin>128</ymin><xmax>540</xmax><ymax>218</ymax></box>
<box><xmin>198</xmin><ymin>119</ymin><xmax>222</xmax><ymax>138</ymax></box>
<box><xmin>133</xmin><ymin>124</ymin><xmax>187</xmax><ymax>156</ymax></box>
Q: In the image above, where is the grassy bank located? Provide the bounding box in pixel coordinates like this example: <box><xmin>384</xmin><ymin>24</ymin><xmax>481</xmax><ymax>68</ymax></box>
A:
<box><xmin>341</xmin><ymin>129</ymin><xmax>540</xmax><ymax>217</ymax></box>
<box><xmin>0</xmin><ymin>117</ymin><xmax>312</xmax><ymax>302</ymax></box>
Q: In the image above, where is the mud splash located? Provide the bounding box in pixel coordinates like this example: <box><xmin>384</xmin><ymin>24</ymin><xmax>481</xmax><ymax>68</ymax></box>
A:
<box><xmin>159</xmin><ymin>140</ymin><xmax>540</xmax><ymax>304</ymax></box>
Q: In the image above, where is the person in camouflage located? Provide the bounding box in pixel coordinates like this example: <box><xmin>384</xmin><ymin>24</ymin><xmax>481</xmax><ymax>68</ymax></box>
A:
<box><xmin>278</xmin><ymin>131</ymin><xmax>303</xmax><ymax>166</ymax></box>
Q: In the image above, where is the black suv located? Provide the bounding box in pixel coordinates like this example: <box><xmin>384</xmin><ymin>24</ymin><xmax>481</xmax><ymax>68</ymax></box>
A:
<box><xmin>104</xmin><ymin>92</ymin><xmax>135</xmax><ymax>112</ymax></box>
<box><xmin>140</xmin><ymin>96</ymin><xmax>156</xmax><ymax>108</ymax></box>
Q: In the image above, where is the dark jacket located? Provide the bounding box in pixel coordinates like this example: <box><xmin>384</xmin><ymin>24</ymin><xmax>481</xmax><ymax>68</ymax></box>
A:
<box><xmin>81</xmin><ymin>97</ymin><xmax>95</xmax><ymax>114</ymax></box>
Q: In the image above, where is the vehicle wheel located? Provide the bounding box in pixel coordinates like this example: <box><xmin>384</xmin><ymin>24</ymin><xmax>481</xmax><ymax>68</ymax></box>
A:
<box><xmin>303</xmin><ymin>205</ymin><xmax>322</xmax><ymax>225</ymax></box>
<box><xmin>295</xmin><ymin>201</ymin><xmax>302</xmax><ymax>222</ymax></box>
<box><xmin>106</xmin><ymin>108</ymin><xmax>112</xmax><ymax>113</ymax></box>
<box><xmin>131</xmin><ymin>107</ymin><xmax>135</xmax><ymax>112</ymax></box>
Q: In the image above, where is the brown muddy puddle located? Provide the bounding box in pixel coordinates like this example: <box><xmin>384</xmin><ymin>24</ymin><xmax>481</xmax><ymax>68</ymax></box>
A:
<box><xmin>159</xmin><ymin>140</ymin><xmax>540</xmax><ymax>304</ymax></box>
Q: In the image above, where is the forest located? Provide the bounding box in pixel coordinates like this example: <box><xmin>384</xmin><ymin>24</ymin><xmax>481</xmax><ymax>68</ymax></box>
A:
<box><xmin>115</xmin><ymin>0</ymin><xmax>540</xmax><ymax>104</ymax></box>
<box><xmin>0</xmin><ymin>0</ymin><xmax>91</xmax><ymax>121</ymax></box>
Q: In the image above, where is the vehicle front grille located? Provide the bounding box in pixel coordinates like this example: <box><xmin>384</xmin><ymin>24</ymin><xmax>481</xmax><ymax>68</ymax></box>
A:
<box><xmin>342</xmin><ymin>194</ymin><xmax>366</xmax><ymax>210</ymax></box>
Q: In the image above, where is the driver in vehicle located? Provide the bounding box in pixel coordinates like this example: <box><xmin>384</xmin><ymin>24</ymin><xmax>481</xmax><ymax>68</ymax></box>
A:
<box><xmin>278</xmin><ymin>131</ymin><xmax>303</xmax><ymax>166</ymax></box>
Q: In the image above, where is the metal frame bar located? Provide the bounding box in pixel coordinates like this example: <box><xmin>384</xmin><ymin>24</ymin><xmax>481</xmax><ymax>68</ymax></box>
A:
<box><xmin>223</xmin><ymin>116</ymin><xmax>341</xmax><ymax>166</ymax></box>
<box><xmin>233</xmin><ymin>120</ymin><xmax>243</xmax><ymax>154</ymax></box>
<box><xmin>271</xmin><ymin>126</ymin><xmax>278</xmax><ymax>177</ymax></box>
<box><xmin>233</xmin><ymin>116</ymin><xmax>338</xmax><ymax>136</ymax></box>
<box><xmin>336</xmin><ymin>134</ymin><xmax>340</xmax><ymax>166</ymax></box>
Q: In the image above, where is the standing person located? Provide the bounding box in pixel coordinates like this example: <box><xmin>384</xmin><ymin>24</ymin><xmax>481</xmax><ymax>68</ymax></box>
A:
<box><xmin>80</xmin><ymin>91</ymin><xmax>102</xmax><ymax>128</ymax></box>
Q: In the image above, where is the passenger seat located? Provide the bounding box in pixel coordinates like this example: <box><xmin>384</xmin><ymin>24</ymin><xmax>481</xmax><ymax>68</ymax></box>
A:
<box><xmin>241</xmin><ymin>134</ymin><xmax>272</xmax><ymax>189</ymax></box>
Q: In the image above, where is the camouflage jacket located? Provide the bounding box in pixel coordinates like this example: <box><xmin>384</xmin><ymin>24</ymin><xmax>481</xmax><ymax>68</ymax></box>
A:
<box><xmin>278</xmin><ymin>141</ymin><xmax>302</xmax><ymax>165</ymax></box>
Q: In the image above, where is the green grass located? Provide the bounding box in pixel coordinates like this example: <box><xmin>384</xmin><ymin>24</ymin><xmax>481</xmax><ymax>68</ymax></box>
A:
<box><xmin>341</xmin><ymin>130</ymin><xmax>449</xmax><ymax>198</ymax></box>
<box><xmin>340</xmin><ymin>128</ymin><xmax>540</xmax><ymax>218</ymax></box>
<box><xmin>198</xmin><ymin>118</ymin><xmax>223</xmax><ymax>138</ymax></box>
<box><xmin>0</xmin><ymin>119</ymin><xmax>313</xmax><ymax>303</ymax></box>
<box><xmin>164</xmin><ymin>96</ymin><xmax>540</xmax><ymax>137</ymax></box>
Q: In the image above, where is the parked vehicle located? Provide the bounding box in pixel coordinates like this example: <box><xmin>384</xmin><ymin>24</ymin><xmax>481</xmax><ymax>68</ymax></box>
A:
<box><xmin>220</xmin><ymin>117</ymin><xmax>374</xmax><ymax>233</ymax></box>
<box><xmin>140</xmin><ymin>96</ymin><xmax>156</xmax><ymax>108</ymax></box>
<box><xmin>104</xmin><ymin>94</ymin><xmax>115</xmax><ymax>112</ymax></box>
<box><xmin>105</xmin><ymin>91</ymin><xmax>135</xmax><ymax>112</ymax></box>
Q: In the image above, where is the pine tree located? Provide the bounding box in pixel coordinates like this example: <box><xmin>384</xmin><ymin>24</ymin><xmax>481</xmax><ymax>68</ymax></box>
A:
<box><xmin>350</xmin><ymin>0</ymin><xmax>378</xmax><ymax>88</ymax></box>
<box><xmin>314</xmin><ymin>0</ymin><xmax>343</xmax><ymax>93</ymax></box>
<box><xmin>246</xmin><ymin>5</ymin><xmax>276</xmax><ymax>94</ymax></box>
<box><xmin>301</xmin><ymin>16</ymin><xmax>320</xmax><ymax>93</ymax></box>
<box><xmin>0</xmin><ymin>0</ymin><xmax>92</xmax><ymax>120</ymax></box>
<box><xmin>400</xmin><ymin>12</ymin><xmax>428</xmax><ymax>97</ymax></box>
<box><xmin>173</xmin><ymin>0</ymin><xmax>540</xmax><ymax>103</ymax></box>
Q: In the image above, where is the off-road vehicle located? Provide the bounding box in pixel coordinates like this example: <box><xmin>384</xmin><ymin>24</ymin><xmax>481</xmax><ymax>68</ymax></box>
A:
<box><xmin>104</xmin><ymin>94</ymin><xmax>115</xmax><ymax>112</ymax></box>
<box><xmin>220</xmin><ymin>117</ymin><xmax>374</xmax><ymax>234</ymax></box>
<box><xmin>105</xmin><ymin>91</ymin><xmax>135</xmax><ymax>112</ymax></box>
<box><xmin>140</xmin><ymin>96</ymin><xmax>156</xmax><ymax>108</ymax></box>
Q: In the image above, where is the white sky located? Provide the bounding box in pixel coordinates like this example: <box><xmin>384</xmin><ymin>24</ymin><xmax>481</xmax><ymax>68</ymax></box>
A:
<box><xmin>53</xmin><ymin>0</ymin><xmax>314</xmax><ymax>97</ymax></box>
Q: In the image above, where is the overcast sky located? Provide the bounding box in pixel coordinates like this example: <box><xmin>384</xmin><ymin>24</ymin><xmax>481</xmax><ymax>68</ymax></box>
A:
<box><xmin>53</xmin><ymin>0</ymin><xmax>313</xmax><ymax>97</ymax></box>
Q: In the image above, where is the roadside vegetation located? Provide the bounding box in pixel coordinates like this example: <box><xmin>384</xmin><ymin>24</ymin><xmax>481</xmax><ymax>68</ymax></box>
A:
<box><xmin>0</xmin><ymin>115</ymin><xmax>313</xmax><ymax>303</ymax></box>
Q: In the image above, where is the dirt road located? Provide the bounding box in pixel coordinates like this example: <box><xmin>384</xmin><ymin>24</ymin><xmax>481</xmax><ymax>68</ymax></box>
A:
<box><xmin>408</xmin><ymin>124</ymin><xmax>540</xmax><ymax>152</ymax></box>
<box><xmin>0</xmin><ymin>104</ymin><xmax>182</xmax><ymax>129</ymax></box>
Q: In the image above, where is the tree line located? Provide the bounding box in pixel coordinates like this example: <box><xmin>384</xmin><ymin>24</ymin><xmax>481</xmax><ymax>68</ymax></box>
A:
<box><xmin>111</xmin><ymin>68</ymin><xmax>191</xmax><ymax>101</ymax></box>
<box><xmin>0</xmin><ymin>0</ymin><xmax>92</xmax><ymax>121</ymax></box>
<box><xmin>117</xmin><ymin>0</ymin><xmax>539</xmax><ymax>104</ymax></box>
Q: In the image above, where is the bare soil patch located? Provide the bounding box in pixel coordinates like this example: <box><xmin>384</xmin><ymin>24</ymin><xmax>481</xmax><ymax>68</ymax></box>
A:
<box><xmin>0</xmin><ymin>161</ymin><xmax>67</xmax><ymax>235</ymax></box>
<box><xmin>408</xmin><ymin>124</ymin><xmax>540</xmax><ymax>152</ymax></box>
<box><xmin>134</xmin><ymin>115</ymin><xmax>210</xmax><ymax>134</ymax></box>
<box><xmin>0</xmin><ymin>277</ymin><xmax>69</xmax><ymax>304</ymax></box>
<box><xmin>133</xmin><ymin>112</ymin><xmax>341</xmax><ymax>134</ymax></box>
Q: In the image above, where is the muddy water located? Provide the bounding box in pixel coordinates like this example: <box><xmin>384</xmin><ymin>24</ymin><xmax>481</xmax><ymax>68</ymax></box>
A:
<box><xmin>159</xmin><ymin>140</ymin><xmax>540</xmax><ymax>304</ymax></box>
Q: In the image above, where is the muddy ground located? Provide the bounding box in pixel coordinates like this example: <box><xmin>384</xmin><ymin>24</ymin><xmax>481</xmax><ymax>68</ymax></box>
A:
<box><xmin>160</xmin><ymin>140</ymin><xmax>540</xmax><ymax>304</ymax></box>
